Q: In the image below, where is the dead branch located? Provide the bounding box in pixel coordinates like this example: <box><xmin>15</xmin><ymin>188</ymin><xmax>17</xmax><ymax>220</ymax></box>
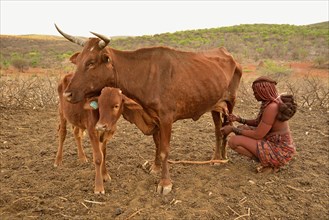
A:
<box><xmin>125</xmin><ymin>208</ymin><xmax>143</xmax><ymax>220</ymax></box>
<box><xmin>310</xmin><ymin>127</ymin><xmax>329</xmax><ymax>137</ymax></box>
<box><xmin>168</xmin><ymin>159</ymin><xmax>229</xmax><ymax>165</ymax></box>
<box><xmin>81</xmin><ymin>202</ymin><xmax>89</xmax><ymax>209</ymax></box>
<box><xmin>227</xmin><ymin>205</ymin><xmax>240</xmax><ymax>216</ymax></box>
<box><xmin>83</xmin><ymin>199</ymin><xmax>106</xmax><ymax>205</ymax></box>
<box><xmin>287</xmin><ymin>185</ymin><xmax>312</xmax><ymax>192</ymax></box>
<box><xmin>234</xmin><ymin>208</ymin><xmax>251</xmax><ymax>220</ymax></box>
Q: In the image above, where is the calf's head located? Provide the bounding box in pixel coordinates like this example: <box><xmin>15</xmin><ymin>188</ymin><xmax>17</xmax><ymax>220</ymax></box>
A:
<box><xmin>85</xmin><ymin>87</ymin><xmax>142</xmax><ymax>133</ymax></box>
<box><xmin>55</xmin><ymin>24</ymin><xmax>116</xmax><ymax>103</ymax></box>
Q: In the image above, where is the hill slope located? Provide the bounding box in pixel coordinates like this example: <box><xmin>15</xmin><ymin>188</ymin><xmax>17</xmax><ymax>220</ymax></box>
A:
<box><xmin>0</xmin><ymin>22</ymin><xmax>328</xmax><ymax>69</ymax></box>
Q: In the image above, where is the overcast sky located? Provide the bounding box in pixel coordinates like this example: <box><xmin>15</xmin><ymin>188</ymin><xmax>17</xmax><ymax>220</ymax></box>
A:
<box><xmin>1</xmin><ymin>1</ymin><xmax>328</xmax><ymax>37</ymax></box>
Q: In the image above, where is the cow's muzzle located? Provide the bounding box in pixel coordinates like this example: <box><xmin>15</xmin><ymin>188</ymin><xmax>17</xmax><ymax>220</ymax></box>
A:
<box><xmin>95</xmin><ymin>123</ymin><xmax>108</xmax><ymax>132</ymax></box>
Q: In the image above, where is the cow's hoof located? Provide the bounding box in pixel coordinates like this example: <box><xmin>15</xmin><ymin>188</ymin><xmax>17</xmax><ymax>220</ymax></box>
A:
<box><xmin>94</xmin><ymin>189</ymin><xmax>105</xmax><ymax>195</ymax></box>
<box><xmin>156</xmin><ymin>183</ymin><xmax>173</xmax><ymax>195</ymax></box>
<box><xmin>54</xmin><ymin>161</ymin><xmax>62</xmax><ymax>167</ymax></box>
<box><xmin>211</xmin><ymin>156</ymin><xmax>228</xmax><ymax>166</ymax></box>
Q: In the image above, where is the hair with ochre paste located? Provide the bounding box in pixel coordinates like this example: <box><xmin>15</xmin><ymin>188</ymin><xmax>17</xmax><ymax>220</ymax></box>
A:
<box><xmin>253</xmin><ymin>76</ymin><xmax>297</xmax><ymax>122</ymax></box>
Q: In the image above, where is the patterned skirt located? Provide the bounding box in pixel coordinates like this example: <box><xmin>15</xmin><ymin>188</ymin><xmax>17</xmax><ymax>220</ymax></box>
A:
<box><xmin>256</xmin><ymin>132</ymin><xmax>296</xmax><ymax>168</ymax></box>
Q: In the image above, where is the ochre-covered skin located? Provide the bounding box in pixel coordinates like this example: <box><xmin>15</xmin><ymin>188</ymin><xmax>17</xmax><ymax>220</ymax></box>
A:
<box><xmin>221</xmin><ymin>76</ymin><xmax>296</xmax><ymax>172</ymax></box>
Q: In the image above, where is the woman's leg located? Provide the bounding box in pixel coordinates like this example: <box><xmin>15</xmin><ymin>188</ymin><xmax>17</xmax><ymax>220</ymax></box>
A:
<box><xmin>228</xmin><ymin>135</ymin><xmax>258</xmax><ymax>159</ymax></box>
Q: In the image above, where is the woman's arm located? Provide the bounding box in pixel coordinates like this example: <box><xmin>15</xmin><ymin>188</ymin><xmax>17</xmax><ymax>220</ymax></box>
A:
<box><xmin>239</xmin><ymin>103</ymin><xmax>278</xmax><ymax>139</ymax></box>
<box><xmin>222</xmin><ymin>103</ymin><xmax>279</xmax><ymax>139</ymax></box>
<box><xmin>228</xmin><ymin>114</ymin><xmax>258</xmax><ymax>126</ymax></box>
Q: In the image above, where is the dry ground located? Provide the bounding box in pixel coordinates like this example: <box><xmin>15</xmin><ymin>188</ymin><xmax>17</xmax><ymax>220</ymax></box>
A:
<box><xmin>0</xmin><ymin>64</ymin><xmax>328</xmax><ymax>219</ymax></box>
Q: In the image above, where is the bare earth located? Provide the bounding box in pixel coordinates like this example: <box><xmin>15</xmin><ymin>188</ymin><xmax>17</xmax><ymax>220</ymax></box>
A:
<box><xmin>0</xmin><ymin>64</ymin><xmax>328</xmax><ymax>219</ymax></box>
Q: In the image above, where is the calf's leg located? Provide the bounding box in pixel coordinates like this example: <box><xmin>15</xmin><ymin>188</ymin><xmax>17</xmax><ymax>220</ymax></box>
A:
<box><xmin>100</xmin><ymin>131</ymin><xmax>114</xmax><ymax>182</ymax></box>
<box><xmin>73</xmin><ymin>127</ymin><xmax>88</xmax><ymax>163</ymax></box>
<box><xmin>88</xmin><ymin>129</ymin><xmax>105</xmax><ymax>194</ymax></box>
<box><xmin>54</xmin><ymin>111</ymin><xmax>67</xmax><ymax>167</ymax></box>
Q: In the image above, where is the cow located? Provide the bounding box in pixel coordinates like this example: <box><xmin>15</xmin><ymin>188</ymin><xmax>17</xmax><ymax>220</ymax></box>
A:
<box><xmin>55</xmin><ymin>24</ymin><xmax>243</xmax><ymax>195</ymax></box>
<box><xmin>55</xmin><ymin>73</ymin><xmax>120</xmax><ymax>194</ymax></box>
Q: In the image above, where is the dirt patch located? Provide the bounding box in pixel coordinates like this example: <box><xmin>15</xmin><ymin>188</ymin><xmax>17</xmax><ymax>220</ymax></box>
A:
<box><xmin>0</xmin><ymin>64</ymin><xmax>328</xmax><ymax>219</ymax></box>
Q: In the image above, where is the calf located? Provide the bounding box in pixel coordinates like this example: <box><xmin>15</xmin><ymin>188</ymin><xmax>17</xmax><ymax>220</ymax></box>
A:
<box><xmin>84</xmin><ymin>87</ymin><xmax>145</xmax><ymax>136</ymax></box>
<box><xmin>54</xmin><ymin>74</ymin><xmax>115</xmax><ymax>194</ymax></box>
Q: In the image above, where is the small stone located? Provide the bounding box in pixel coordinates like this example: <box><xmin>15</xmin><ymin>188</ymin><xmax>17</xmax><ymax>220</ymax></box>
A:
<box><xmin>248</xmin><ymin>180</ymin><xmax>255</xmax><ymax>184</ymax></box>
<box><xmin>115</xmin><ymin>208</ymin><xmax>123</xmax><ymax>215</ymax></box>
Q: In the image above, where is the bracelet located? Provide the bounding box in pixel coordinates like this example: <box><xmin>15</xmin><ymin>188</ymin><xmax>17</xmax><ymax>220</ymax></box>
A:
<box><xmin>232</xmin><ymin>127</ymin><xmax>242</xmax><ymax>135</ymax></box>
<box><xmin>240</xmin><ymin>118</ymin><xmax>247</xmax><ymax>124</ymax></box>
<box><xmin>238</xmin><ymin>116</ymin><xmax>246</xmax><ymax>124</ymax></box>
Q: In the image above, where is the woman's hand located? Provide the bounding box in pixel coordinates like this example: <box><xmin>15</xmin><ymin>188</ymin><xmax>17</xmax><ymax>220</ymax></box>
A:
<box><xmin>228</xmin><ymin>114</ymin><xmax>239</xmax><ymax>122</ymax></box>
<box><xmin>220</xmin><ymin>125</ymin><xmax>233</xmax><ymax>135</ymax></box>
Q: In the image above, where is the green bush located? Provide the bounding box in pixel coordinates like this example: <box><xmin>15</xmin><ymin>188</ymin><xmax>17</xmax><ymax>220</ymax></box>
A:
<box><xmin>12</xmin><ymin>58</ymin><xmax>29</xmax><ymax>72</ymax></box>
<box><xmin>258</xmin><ymin>59</ymin><xmax>292</xmax><ymax>82</ymax></box>
<box><xmin>28</xmin><ymin>51</ymin><xmax>41</xmax><ymax>67</ymax></box>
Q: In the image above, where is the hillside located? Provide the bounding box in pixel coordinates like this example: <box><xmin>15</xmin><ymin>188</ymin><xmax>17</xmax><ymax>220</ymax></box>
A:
<box><xmin>0</xmin><ymin>22</ymin><xmax>328</xmax><ymax>70</ymax></box>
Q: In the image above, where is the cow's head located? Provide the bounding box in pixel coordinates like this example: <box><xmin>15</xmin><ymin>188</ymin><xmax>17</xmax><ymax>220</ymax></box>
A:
<box><xmin>84</xmin><ymin>87</ymin><xmax>142</xmax><ymax>134</ymax></box>
<box><xmin>55</xmin><ymin>24</ymin><xmax>116</xmax><ymax>103</ymax></box>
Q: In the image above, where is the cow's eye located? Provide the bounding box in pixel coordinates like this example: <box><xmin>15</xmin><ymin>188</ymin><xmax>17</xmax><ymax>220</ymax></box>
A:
<box><xmin>114</xmin><ymin>104</ymin><xmax>120</xmax><ymax>109</ymax></box>
<box><xmin>86</xmin><ymin>61</ymin><xmax>95</xmax><ymax>68</ymax></box>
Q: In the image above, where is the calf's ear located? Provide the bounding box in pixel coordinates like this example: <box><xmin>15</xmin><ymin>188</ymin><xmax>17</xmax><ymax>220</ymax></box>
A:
<box><xmin>84</xmin><ymin>97</ymin><xmax>99</xmax><ymax>110</ymax></box>
<box><xmin>123</xmin><ymin>95</ymin><xmax>143</xmax><ymax>110</ymax></box>
<box><xmin>69</xmin><ymin>52</ymin><xmax>80</xmax><ymax>64</ymax></box>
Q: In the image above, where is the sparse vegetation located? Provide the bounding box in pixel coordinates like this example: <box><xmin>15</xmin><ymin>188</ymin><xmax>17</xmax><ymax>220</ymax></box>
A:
<box><xmin>258</xmin><ymin>59</ymin><xmax>292</xmax><ymax>82</ymax></box>
<box><xmin>11</xmin><ymin>58</ymin><xmax>29</xmax><ymax>72</ymax></box>
<box><xmin>1</xmin><ymin>22</ymin><xmax>328</xmax><ymax>70</ymax></box>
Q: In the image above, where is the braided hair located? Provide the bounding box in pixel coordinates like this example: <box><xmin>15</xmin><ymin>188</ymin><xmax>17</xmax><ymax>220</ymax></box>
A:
<box><xmin>252</xmin><ymin>76</ymin><xmax>297</xmax><ymax>122</ymax></box>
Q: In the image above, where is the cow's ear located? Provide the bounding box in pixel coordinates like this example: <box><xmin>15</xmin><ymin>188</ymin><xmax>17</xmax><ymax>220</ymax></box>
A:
<box><xmin>101</xmin><ymin>53</ymin><xmax>112</xmax><ymax>64</ymax></box>
<box><xmin>70</xmin><ymin>52</ymin><xmax>80</xmax><ymax>64</ymax></box>
<box><xmin>84</xmin><ymin>97</ymin><xmax>99</xmax><ymax>110</ymax></box>
<box><xmin>123</xmin><ymin>95</ymin><xmax>143</xmax><ymax>110</ymax></box>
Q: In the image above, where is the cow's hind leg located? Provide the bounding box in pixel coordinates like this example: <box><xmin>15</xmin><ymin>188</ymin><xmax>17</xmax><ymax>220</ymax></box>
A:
<box><xmin>73</xmin><ymin>127</ymin><xmax>88</xmax><ymax>163</ymax></box>
<box><xmin>150</xmin><ymin>130</ymin><xmax>161</xmax><ymax>174</ymax></box>
<box><xmin>156</xmin><ymin>119</ymin><xmax>173</xmax><ymax>195</ymax></box>
<box><xmin>54</xmin><ymin>110</ymin><xmax>67</xmax><ymax>167</ymax></box>
<box><xmin>211</xmin><ymin>111</ymin><xmax>228</xmax><ymax>161</ymax></box>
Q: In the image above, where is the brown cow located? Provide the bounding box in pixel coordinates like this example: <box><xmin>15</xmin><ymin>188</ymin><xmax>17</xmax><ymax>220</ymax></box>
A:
<box><xmin>55</xmin><ymin>25</ymin><xmax>242</xmax><ymax>195</ymax></box>
<box><xmin>55</xmin><ymin>73</ymin><xmax>118</xmax><ymax>194</ymax></box>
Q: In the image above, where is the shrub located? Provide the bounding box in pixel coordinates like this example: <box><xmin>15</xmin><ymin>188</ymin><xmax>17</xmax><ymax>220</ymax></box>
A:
<box><xmin>11</xmin><ymin>58</ymin><xmax>29</xmax><ymax>72</ymax></box>
<box><xmin>313</xmin><ymin>56</ymin><xmax>329</xmax><ymax>68</ymax></box>
<box><xmin>257</xmin><ymin>59</ymin><xmax>292</xmax><ymax>82</ymax></box>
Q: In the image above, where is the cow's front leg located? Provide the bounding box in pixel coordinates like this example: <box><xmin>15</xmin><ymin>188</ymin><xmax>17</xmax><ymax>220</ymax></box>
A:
<box><xmin>156</xmin><ymin>120</ymin><xmax>173</xmax><ymax>195</ymax></box>
<box><xmin>150</xmin><ymin>130</ymin><xmax>161</xmax><ymax>174</ymax></box>
<box><xmin>89</xmin><ymin>130</ymin><xmax>104</xmax><ymax>194</ymax></box>
<box><xmin>100</xmin><ymin>140</ymin><xmax>111</xmax><ymax>182</ymax></box>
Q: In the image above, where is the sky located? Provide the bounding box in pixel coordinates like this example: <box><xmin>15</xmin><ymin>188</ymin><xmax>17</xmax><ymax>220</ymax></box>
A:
<box><xmin>1</xmin><ymin>1</ymin><xmax>328</xmax><ymax>37</ymax></box>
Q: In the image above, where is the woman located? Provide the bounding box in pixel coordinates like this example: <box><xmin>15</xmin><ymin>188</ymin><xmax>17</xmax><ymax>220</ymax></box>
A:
<box><xmin>220</xmin><ymin>76</ymin><xmax>297</xmax><ymax>173</ymax></box>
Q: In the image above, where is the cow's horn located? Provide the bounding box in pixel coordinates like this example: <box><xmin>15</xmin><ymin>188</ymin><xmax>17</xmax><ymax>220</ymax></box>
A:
<box><xmin>90</xmin><ymin>31</ymin><xmax>110</xmax><ymax>49</ymax></box>
<box><xmin>54</xmin><ymin>24</ymin><xmax>85</xmax><ymax>47</ymax></box>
